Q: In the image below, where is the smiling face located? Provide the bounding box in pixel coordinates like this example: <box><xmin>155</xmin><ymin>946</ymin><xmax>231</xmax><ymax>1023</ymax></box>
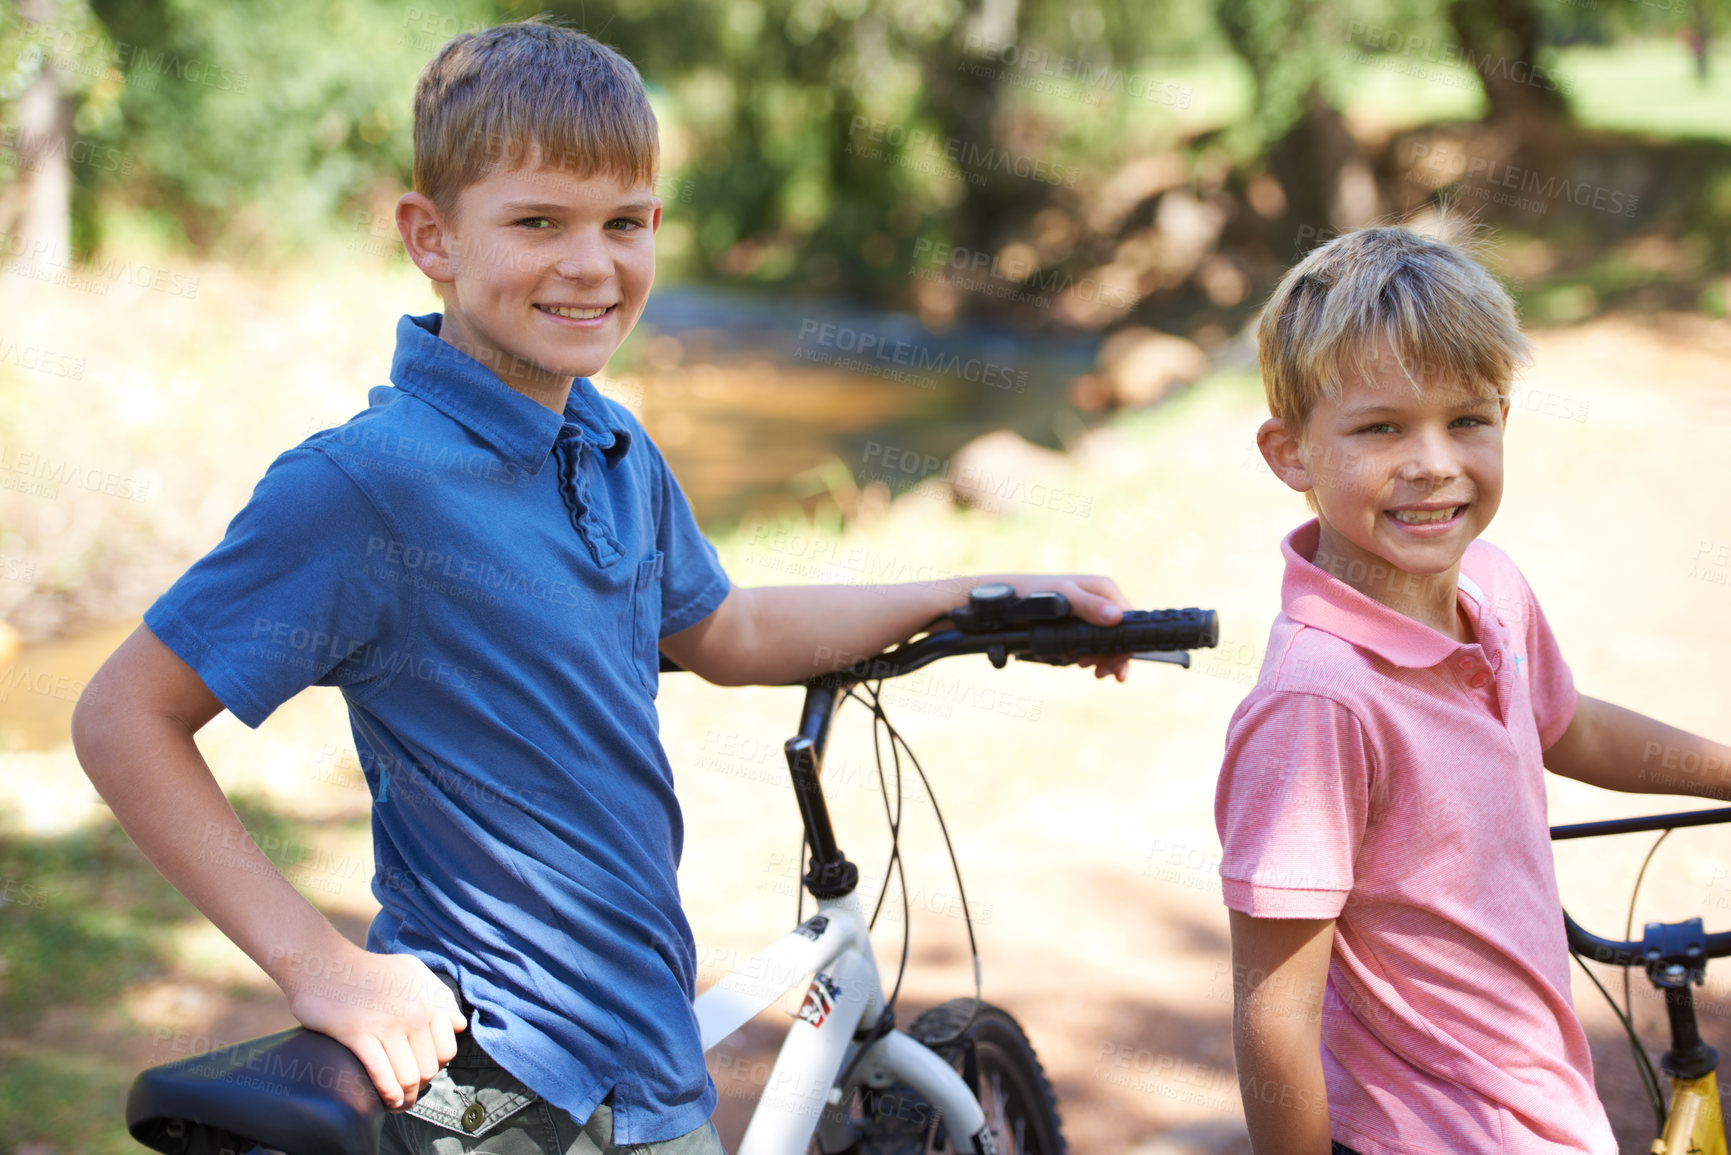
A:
<box><xmin>1268</xmin><ymin>344</ymin><xmax>1510</xmax><ymax>617</ymax></box>
<box><xmin>406</xmin><ymin>157</ymin><xmax>661</xmax><ymax>407</ymax></box>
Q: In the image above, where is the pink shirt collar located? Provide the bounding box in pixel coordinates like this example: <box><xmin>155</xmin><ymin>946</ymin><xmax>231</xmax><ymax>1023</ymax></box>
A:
<box><xmin>1280</xmin><ymin>519</ymin><xmax>1479</xmax><ymax>670</ymax></box>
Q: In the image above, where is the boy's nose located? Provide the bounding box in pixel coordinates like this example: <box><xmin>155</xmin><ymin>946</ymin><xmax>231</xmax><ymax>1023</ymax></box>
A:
<box><xmin>550</xmin><ymin>232</ymin><xmax>611</xmax><ymax>281</ymax></box>
<box><xmin>1398</xmin><ymin>427</ymin><xmax>1460</xmax><ymax>482</ymax></box>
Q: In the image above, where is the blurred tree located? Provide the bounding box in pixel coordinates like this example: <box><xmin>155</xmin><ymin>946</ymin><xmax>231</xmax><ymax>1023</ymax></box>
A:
<box><xmin>541</xmin><ymin>0</ymin><xmax>1177</xmax><ymax>309</ymax></box>
<box><xmin>0</xmin><ymin>0</ymin><xmax>116</xmax><ymax>253</ymax></box>
<box><xmin>1</xmin><ymin>0</ymin><xmax>1719</xmax><ymax>313</ymax></box>
<box><xmin>79</xmin><ymin>0</ymin><xmax>496</xmax><ymax>254</ymax></box>
<box><xmin>1446</xmin><ymin>0</ymin><xmax>1570</xmax><ymax>121</ymax></box>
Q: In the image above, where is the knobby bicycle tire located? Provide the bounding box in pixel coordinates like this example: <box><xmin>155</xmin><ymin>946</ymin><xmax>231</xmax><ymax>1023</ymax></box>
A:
<box><xmin>842</xmin><ymin>999</ymin><xmax>1067</xmax><ymax>1155</ymax></box>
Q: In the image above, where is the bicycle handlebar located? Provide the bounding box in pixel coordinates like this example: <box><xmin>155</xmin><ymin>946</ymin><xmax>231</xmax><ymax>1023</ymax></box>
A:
<box><xmin>1551</xmin><ymin>806</ymin><xmax>1731</xmax><ymax>841</ymax></box>
<box><xmin>1549</xmin><ymin>807</ymin><xmax>1731</xmax><ymax>972</ymax></box>
<box><xmin>1561</xmin><ymin>911</ymin><xmax>1731</xmax><ymax>970</ymax></box>
<box><xmin>820</xmin><ymin>607</ymin><xmax>1219</xmax><ymax>683</ymax></box>
<box><xmin>659</xmin><ymin>606</ymin><xmax>1221</xmax><ymax>682</ymax></box>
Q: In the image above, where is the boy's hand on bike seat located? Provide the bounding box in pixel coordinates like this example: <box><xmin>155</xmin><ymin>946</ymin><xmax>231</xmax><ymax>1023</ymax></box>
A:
<box><xmin>272</xmin><ymin>942</ymin><xmax>467</xmax><ymax>1111</ymax></box>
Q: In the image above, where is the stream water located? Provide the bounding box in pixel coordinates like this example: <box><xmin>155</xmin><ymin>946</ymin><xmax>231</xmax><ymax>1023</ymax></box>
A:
<box><xmin>629</xmin><ymin>287</ymin><xmax>1100</xmax><ymax>525</ymax></box>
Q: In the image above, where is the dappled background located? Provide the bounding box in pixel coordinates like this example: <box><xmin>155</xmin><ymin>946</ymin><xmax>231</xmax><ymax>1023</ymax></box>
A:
<box><xmin>2</xmin><ymin>0</ymin><xmax>1731</xmax><ymax>1151</ymax></box>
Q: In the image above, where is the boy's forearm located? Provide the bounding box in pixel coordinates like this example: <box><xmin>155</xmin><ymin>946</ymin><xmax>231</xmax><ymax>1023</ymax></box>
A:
<box><xmin>1546</xmin><ymin>694</ymin><xmax>1731</xmax><ymax>802</ymax></box>
<box><xmin>710</xmin><ymin>581</ymin><xmax>961</xmax><ymax>685</ymax></box>
<box><xmin>74</xmin><ymin>627</ymin><xmax>463</xmax><ymax>1108</ymax></box>
<box><xmin>73</xmin><ymin>700</ymin><xmax>351</xmax><ymax>990</ymax></box>
<box><xmin>1235</xmin><ymin>1002</ymin><xmax>1333</xmax><ymax>1155</ymax></box>
<box><xmin>1228</xmin><ymin>910</ymin><xmax>1335</xmax><ymax>1155</ymax></box>
<box><xmin>674</xmin><ymin>572</ymin><xmax>1129</xmax><ymax>687</ymax></box>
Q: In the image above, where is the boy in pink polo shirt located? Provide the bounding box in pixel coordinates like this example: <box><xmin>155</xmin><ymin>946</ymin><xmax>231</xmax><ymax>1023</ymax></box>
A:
<box><xmin>1217</xmin><ymin>226</ymin><xmax>1731</xmax><ymax>1155</ymax></box>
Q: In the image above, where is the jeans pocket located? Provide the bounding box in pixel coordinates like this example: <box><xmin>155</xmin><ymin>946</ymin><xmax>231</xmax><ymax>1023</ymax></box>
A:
<box><xmin>632</xmin><ymin>551</ymin><xmax>665</xmax><ymax>696</ymax></box>
<box><xmin>388</xmin><ymin>1047</ymin><xmax>547</xmax><ymax>1153</ymax></box>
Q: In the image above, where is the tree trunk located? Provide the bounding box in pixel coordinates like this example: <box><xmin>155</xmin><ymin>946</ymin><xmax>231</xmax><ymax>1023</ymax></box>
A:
<box><xmin>1446</xmin><ymin>0</ymin><xmax>1571</xmax><ymax>123</ymax></box>
<box><xmin>10</xmin><ymin>0</ymin><xmax>76</xmax><ymax>263</ymax></box>
<box><xmin>1265</xmin><ymin>86</ymin><xmax>1376</xmax><ymax>255</ymax></box>
<box><xmin>917</xmin><ymin>0</ymin><xmax>1024</xmax><ymax>315</ymax></box>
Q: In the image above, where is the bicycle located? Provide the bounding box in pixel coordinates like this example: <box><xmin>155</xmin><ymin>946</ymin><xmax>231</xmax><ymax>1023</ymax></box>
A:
<box><xmin>1552</xmin><ymin>806</ymin><xmax>1731</xmax><ymax>1155</ymax></box>
<box><xmin>124</xmin><ymin>584</ymin><xmax>1219</xmax><ymax>1155</ymax></box>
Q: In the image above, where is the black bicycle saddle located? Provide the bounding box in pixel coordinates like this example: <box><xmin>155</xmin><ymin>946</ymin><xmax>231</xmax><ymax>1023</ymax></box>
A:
<box><xmin>127</xmin><ymin>1027</ymin><xmax>383</xmax><ymax>1155</ymax></box>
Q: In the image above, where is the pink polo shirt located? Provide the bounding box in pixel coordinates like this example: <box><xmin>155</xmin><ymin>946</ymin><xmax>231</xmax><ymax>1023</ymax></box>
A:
<box><xmin>1216</xmin><ymin>521</ymin><xmax>1615</xmax><ymax>1155</ymax></box>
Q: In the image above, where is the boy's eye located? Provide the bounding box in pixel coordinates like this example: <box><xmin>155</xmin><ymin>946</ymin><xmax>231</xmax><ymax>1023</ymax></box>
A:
<box><xmin>515</xmin><ymin>217</ymin><xmax>554</xmax><ymax>230</ymax></box>
<box><xmin>1357</xmin><ymin>421</ymin><xmax>1396</xmax><ymax>434</ymax></box>
<box><xmin>1450</xmin><ymin>415</ymin><xmax>1488</xmax><ymax>428</ymax></box>
<box><xmin>606</xmin><ymin>217</ymin><xmax>646</xmax><ymax>231</ymax></box>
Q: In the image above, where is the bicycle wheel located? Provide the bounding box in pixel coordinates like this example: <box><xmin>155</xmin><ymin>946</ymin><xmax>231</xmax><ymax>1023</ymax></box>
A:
<box><xmin>846</xmin><ymin>998</ymin><xmax>1067</xmax><ymax>1155</ymax></box>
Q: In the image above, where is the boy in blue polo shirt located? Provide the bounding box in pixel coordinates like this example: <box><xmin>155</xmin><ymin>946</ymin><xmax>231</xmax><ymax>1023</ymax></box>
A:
<box><xmin>71</xmin><ymin>19</ymin><xmax>1134</xmax><ymax>1155</ymax></box>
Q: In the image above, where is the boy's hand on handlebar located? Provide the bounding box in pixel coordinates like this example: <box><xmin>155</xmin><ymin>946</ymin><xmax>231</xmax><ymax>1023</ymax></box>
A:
<box><xmin>276</xmin><ymin>941</ymin><xmax>467</xmax><ymax>1111</ymax></box>
<box><xmin>1002</xmin><ymin>573</ymin><xmax>1135</xmax><ymax>682</ymax></box>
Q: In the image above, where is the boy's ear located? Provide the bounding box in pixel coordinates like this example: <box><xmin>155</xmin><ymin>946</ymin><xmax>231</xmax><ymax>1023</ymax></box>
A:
<box><xmin>1257</xmin><ymin>416</ymin><xmax>1313</xmax><ymax>493</ymax></box>
<box><xmin>397</xmin><ymin>192</ymin><xmax>458</xmax><ymax>288</ymax></box>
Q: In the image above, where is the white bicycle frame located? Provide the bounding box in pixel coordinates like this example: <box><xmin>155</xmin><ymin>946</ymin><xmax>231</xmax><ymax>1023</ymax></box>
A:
<box><xmin>694</xmin><ymin>890</ymin><xmax>991</xmax><ymax>1155</ymax></box>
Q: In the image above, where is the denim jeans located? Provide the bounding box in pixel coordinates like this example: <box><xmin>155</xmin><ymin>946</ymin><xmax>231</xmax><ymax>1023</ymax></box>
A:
<box><xmin>379</xmin><ymin>1029</ymin><xmax>726</xmax><ymax>1155</ymax></box>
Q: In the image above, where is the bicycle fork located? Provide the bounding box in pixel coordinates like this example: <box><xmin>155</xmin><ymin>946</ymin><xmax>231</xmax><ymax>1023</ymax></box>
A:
<box><xmin>1651</xmin><ymin>942</ymin><xmax>1727</xmax><ymax>1155</ymax></box>
<box><xmin>693</xmin><ymin>895</ymin><xmax>992</xmax><ymax>1155</ymax></box>
<box><xmin>1656</xmin><ymin>1073</ymin><xmax>1726</xmax><ymax>1155</ymax></box>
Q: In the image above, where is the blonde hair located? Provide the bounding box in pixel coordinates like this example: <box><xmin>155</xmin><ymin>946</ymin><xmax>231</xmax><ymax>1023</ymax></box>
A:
<box><xmin>1257</xmin><ymin>225</ymin><xmax>1531</xmax><ymax>432</ymax></box>
<box><xmin>412</xmin><ymin>18</ymin><xmax>658</xmax><ymax>217</ymax></box>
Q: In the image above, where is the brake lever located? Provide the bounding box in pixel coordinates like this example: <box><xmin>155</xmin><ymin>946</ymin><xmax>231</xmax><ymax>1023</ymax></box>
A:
<box><xmin>1015</xmin><ymin>650</ymin><xmax>1191</xmax><ymax>669</ymax></box>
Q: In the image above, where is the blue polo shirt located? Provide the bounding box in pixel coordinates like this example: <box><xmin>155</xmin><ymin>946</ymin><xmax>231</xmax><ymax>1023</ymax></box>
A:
<box><xmin>143</xmin><ymin>313</ymin><xmax>732</xmax><ymax>1143</ymax></box>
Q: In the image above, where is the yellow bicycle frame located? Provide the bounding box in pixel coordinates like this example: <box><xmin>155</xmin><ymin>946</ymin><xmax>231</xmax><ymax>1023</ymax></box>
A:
<box><xmin>1653</xmin><ymin>1072</ymin><xmax>1727</xmax><ymax>1155</ymax></box>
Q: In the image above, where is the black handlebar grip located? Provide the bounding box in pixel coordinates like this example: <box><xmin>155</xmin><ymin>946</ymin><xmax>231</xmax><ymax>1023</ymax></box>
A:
<box><xmin>1024</xmin><ymin>608</ymin><xmax>1218</xmax><ymax>658</ymax></box>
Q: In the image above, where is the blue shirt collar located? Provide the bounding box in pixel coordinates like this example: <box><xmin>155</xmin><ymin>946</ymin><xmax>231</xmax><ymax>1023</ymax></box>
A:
<box><xmin>389</xmin><ymin>313</ymin><xmax>632</xmax><ymax>471</ymax></box>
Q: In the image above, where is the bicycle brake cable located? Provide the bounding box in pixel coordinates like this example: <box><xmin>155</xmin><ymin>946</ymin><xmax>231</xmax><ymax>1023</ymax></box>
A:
<box><xmin>800</xmin><ymin>671</ymin><xmax>988</xmax><ymax>1075</ymax></box>
<box><xmin>852</xmin><ymin>681</ymin><xmax>984</xmax><ymax>1045</ymax></box>
<box><xmin>1618</xmin><ymin>828</ymin><xmax>1672</xmax><ymax>1134</ymax></box>
<box><xmin>852</xmin><ymin>682</ymin><xmax>905</xmax><ymax>932</ymax></box>
<box><xmin>1622</xmin><ymin>830</ymin><xmax>1671</xmax><ymax>1032</ymax></box>
<box><xmin>1565</xmin><ymin>827</ymin><xmax>1671</xmax><ymax>1136</ymax></box>
<box><xmin>1570</xmin><ymin>949</ymin><xmax>1665</xmax><ymax>1132</ymax></box>
<box><xmin>848</xmin><ymin>682</ymin><xmax>913</xmax><ymax>1011</ymax></box>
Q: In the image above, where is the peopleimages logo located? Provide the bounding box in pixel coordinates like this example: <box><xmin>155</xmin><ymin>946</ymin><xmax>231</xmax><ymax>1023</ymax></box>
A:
<box><xmin>960</xmin><ymin>36</ymin><xmax>1194</xmax><ymax>109</ymax></box>
<box><xmin>845</xmin><ymin>116</ymin><xmax>1080</xmax><ymax>188</ymax></box>
<box><xmin>795</xmin><ymin>320</ymin><xmax>1028</xmax><ymax>393</ymax></box>
<box><xmin>248</xmin><ymin>617</ymin><xmax>484</xmax><ymax>690</ymax></box>
<box><xmin>1406</xmin><ymin>142</ymin><xmax>1638</xmax><ymax>218</ymax></box>
<box><xmin>0</xmin><ymin>126</ymin><xmax>136</xmax><ymax>176</ymax></box>
<box><xmin>23</xmin><ymin>19</ymin><xmax>249</xmax><ymax>92</ymax></box>
<box><xmin>910</xmin><ymin>238</ymin><xmax>1139</xmax><ymax>312</ymax></box>
<box><xmin>363</xmin><ymin>535</ymin><xmax>583</xmax><ymax>608</ymax></box>
<box><xmin>1343</xmin><ymin>22</ymin><xmax>1574</xmax><ymax>95</ymax></box>
<box><xmin>0</xmin><ymin>233</ymin><xmax>200</xmax><ymax>299</ymax></box>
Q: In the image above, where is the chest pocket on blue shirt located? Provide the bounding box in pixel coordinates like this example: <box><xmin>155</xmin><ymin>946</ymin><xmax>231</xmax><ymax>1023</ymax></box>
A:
<box><xmin>632</xmin><ymin>551</ymin><xmax>665</xmax><ymax>696</ymax></box>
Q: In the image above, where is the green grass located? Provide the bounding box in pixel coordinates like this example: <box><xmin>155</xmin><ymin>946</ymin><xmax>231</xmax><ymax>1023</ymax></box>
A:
<box><xmin>1329</xmin><ymin>49</ymin><xmax>1488</xmax><ymax>130</ymax></box>
<box><xmin>1556</xmin><ymin>39</ymin><xmax>1731</xmax><ymax>142</ymax></box>
<box><xmin>0</xmin><ymin>796</ymin><xmax>364</xmax><ymax>1154</ymax></box>
<box><xmin>0</xmin><ymin>1052</ymin><xmax>140</xmax><ymax>1155</ymax></box>
<box><xmin>1047</xmin><ymin>39</ymin><xmax>1731</xmax><ymax>151</ymax></box>
<box><xmin>0</xmin><ymin>820</ymin><xmax>188</xmax><ymax>1028</ymax></box>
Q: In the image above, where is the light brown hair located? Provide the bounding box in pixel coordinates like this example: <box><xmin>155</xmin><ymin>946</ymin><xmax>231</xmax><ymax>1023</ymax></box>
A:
<box><xmin>1258</xmin><ymin>225</ymin><xmax>1531</xmax><ymax>432</ymax></box>
<box><xmin>412</xmin><ymin>18</ymin><xmax>659</xmax><ymax>217</ymax></box>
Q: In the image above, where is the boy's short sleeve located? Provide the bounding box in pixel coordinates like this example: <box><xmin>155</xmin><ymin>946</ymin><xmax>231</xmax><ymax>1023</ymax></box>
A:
<box><xmin>1215</xmin><ymin>690</ymin><xmax>1373</xmax><ymax>919</ymax></box>
<box><xmin>645</xmin><ymin>437</ymin><xmax>730</xmax><ymax>637</ymax></box>
<box><xmin>142</xmin><ymin>448</ymin><xmax>397</xmax><ymax>729</ymax></box>
<box><xmin>1520</xmin><ymin>576</ymin><xmax>1578</xmax><ymax>751</ymax></box>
